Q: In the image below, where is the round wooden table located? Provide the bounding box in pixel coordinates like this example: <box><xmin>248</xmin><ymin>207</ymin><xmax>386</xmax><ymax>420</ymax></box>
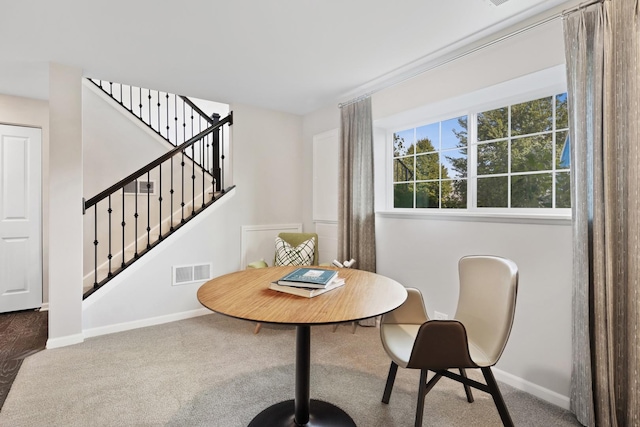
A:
<box><xmin>197</xmin><ymin>266</ymin><xmax>407</xmax><ymax>427</ymax></box>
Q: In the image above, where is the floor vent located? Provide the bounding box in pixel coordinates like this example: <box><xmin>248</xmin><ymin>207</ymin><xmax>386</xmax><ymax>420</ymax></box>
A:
<box><xmin>173</xmin><ymin>263</ymin><xmax>212</xmax><ymax>286</ymax></box>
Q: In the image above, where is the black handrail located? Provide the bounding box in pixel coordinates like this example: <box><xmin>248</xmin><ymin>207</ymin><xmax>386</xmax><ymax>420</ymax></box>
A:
<box><xmin>180</xmin><ymin>96</ymin><xmax>219</xmax><ymax>126</ymax></box>
<box><xmin>84</xmin><ymin>112</ymin><xmax>232</xmax><ymax>211</ymax></box>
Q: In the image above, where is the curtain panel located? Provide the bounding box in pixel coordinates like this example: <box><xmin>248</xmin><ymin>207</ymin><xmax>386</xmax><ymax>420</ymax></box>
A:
<box><xmin>563</xmin><ymin>1</ymin><xmax>640</xmax><ymax>425</ymax></box>
<box><xmin>338</xmin><ymin>97</ymin><xmax>376</xmax><ymax>274</ymax></box>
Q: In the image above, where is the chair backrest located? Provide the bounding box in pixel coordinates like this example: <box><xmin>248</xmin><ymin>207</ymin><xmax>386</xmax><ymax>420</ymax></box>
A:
<box><xmin>454</xmin><ymin>255</ymin><xmax>518</xmax><ymax>365</ymax></box>
<box><xmin>275</xmin><ymin>232</ymin><xmax>319</xmax><ymax>266</ymax></box>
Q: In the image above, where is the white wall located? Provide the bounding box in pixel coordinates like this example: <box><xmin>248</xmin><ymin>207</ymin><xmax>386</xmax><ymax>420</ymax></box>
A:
<box><xmin>48</xmin><ymin>63</ymin><xmax>84</xmax><ymax>348</ymax></box>
<box><xmin>0</xmin><ymin>93</ymin><xmax>50</xmax><ymax>304</ymax></box>
<box><xmin>82</xmin><ymin>82</ymin><xmax>170</xmax><ymax>197</ymax></box>
<box><xmin>230</xmin><ymin>103</ymin><xmax>304</xmax><ymax>227</ymax></box>
<box><xmin>302</xmin><ymin>17</ymin><xmax>573</xmax><ymax>407</ymax></box>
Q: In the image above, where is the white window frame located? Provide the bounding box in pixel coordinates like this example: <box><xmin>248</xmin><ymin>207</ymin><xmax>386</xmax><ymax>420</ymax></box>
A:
<box><xmin>379</xmin><ymin>65</ymin><xmax>571</xmax><ymax>223</ymax></box>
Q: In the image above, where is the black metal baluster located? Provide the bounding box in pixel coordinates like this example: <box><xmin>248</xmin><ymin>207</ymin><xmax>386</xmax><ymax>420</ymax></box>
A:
<box><xmin>146</xmin><ymin>171</ymin><xmax>151</xmax><ymax>248</ymax></box>
<box><xmin>191</xmin><ymin>107</ymin><xmax>195</xmax><ymax>215</ymax></box>
<box><xmin>213</xmin><ymin>116</ymin><xmax>221</xmax><ymax>192</ymax></box>
<box><xmin>181</xmin><ymin>103</ymin><xmax>186</xmax><ymax>222</ymax></box>
<box><xmin>157</xmin><ymin>90</ymin><xmax>161</xmax><ymax>137</ymax></box>
<box><xmin>166</xmin><ymin>93</ymin><xmax>170</xmax><ymax>140</ymax></box>
<box><xmin>94</xmin><ymin>207</ymin><xmax>98</xmax><ymax>288</ymax></box>
<box><xmin>220</xmin><ymin>125</ymin><xmax>225</xmax><ymax>192</ymax></box>
<box><xmin>201</xmin><ymin>133</ymin><xmax>206</xmax><ymax>207</ymax></box>
<box><xmin>134</xmin><ymin>179</ymin><xmax>139</xmax><ymax>258</ymax></box>
<box><xmin>129</xmin><ymin>85</ymin><xmax>133</xmax><ymax>112</ymax></box>
<box><xmin>119</xmin><ymin>83</ymin><xmax>123</xmax><ymax>106</ymax></box>
<box><xmin>148</xmin><ymin>90</ymin><xmax>152</xmax><ymax>132</ymax></box>
<box><xmin>122</xmin><ymin>187</ymin><xmax>126</xmax><ymax>268</ymax></box>
<box><xmin>175</xmin><ymin>96</ymin><xmax>179</xmax><ymax>146</ymax></box>
<box><xmin>139</xmin><ymin>87</ymin><xmax>143</xmax><ymax>121</ymax></box>
<box><xmin>109</xmin><ymin>82</ymin><xmax>113</xmax><ymax>97</ymax></box>
<box><xmin>158</xmin><ymin>163</ymin><xmax>163</xmax><ymax>240</ymax></box>
<box><xmin>107</xmin><ymin>195</ymin><xmax>113</xmax><ymax>277</ymax></box>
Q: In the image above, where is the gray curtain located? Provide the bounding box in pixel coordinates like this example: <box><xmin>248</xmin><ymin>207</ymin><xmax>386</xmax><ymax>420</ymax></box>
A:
<box><xmin>563</xmin><ymin>1</ymin><xmax>640</xmax><ymax>426</ymax></box>
<box><xmin>338</xmin><ymin>97</ymin><xmax>376</xmax><ymax>274</ymax></box>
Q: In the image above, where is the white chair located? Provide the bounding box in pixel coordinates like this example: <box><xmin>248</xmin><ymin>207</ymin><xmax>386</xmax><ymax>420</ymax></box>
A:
<box><xmin>380</xmin><ymin>255</ymin><xmax>519</xmax><ymax>427</ymax></box>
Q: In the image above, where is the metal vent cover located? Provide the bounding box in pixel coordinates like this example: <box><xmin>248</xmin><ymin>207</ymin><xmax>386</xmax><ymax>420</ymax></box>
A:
<box><xmin>173</xmin><ymin>263</ymin><xmax>212</xmax><ymax>286</ymax></box>
<box><xmin>489</xmin><ymin>0</ymin><xmax>510</xmax><ymax>6</ymax></box>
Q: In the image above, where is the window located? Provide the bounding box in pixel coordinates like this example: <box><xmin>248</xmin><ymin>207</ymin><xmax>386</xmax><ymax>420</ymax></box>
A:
<box><xmin>393</xmin><ymin>117</ymin><xmax>467</xmax><ymax>208</ymax></box>
<box><xmin>391</xmin><ymin>92</ymin><xmax>570</xmax><ymax>211</ymax></box>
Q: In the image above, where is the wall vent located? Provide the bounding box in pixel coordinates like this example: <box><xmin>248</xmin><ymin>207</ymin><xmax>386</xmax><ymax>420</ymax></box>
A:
<box><xmin>488</xmin><ymin>0</ymin><xmax>510</xmax><ymax>6</ymax></box>
<box><xmin>123</xmin><ymin>179</ymin><xmax>156</xmax><ymax>195</ymax></box>
<box><xmin>173</xmin><ymin>263</ymin><xmax>212</xmax><ymax>286</ymax></box>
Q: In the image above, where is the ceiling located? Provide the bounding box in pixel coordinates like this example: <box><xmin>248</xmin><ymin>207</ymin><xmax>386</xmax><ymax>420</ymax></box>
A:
<box><xmin>0</xmin><ymin>0</ymin><xmax>576</xmax><ymax>115</ymax></box>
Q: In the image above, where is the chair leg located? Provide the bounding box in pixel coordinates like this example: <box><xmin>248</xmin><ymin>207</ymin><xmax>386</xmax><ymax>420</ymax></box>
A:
<box><xmin>351</xmin><ymin>321</ymin><xmax>357</xmax><ymax>334</ymax></box>
<box><xmin>253</xmin><ymin>323</ymin><xmax>262</xmax><ymax>334</ymax></box>
<box><xmin>481</xmin><ymin>367</ymin><xmax>514</xmax><ymax>427</ymax></box>
<box><xmin>459</xmin><ymin>368</ymin><xmax>474</xmax><ymax>403</ymax></box>
<box><xmin>415</xmin><ymin>369</ymin><xmax>428</xmax><ymax>427</ymax></box>
<box><xmin>382</xmin><ymin>362</ymin><xmax>398</xmax><ymax>404</ymax></box>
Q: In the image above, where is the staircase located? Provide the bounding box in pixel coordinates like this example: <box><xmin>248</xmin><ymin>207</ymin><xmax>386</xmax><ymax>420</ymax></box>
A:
<box><xmin>83</xmin><ymin>79</ymin><xmax>233</xmax><ymax>298</ymax></box>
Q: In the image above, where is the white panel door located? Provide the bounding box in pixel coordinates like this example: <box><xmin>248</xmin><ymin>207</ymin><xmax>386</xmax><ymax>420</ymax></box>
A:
<box><xmin>0</xmin><ymin>124</ymin><xmax>42</xmax><ymax>312</ymax></box>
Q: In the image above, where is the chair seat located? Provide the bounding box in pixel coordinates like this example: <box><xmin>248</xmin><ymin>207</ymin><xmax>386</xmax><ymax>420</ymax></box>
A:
<box><xmin>380</xmin><ymin>324</ymin><xmax>422</xmax><ymax>368</ymax></box>
<box><xmin>467</xmin><ymin>340</ymin><xmax>492</xmax><ymax>367</ymax></box>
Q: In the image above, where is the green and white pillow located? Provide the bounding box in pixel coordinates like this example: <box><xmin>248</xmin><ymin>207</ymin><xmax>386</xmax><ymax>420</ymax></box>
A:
<box><xmin>274</xmin><ymin>237</ymin><xmax>315</xmax><ymax>266</ymax></box>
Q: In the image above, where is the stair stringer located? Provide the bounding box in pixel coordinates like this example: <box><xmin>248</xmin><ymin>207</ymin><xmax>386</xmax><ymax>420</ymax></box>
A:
<box><xmin>82</xmin><ymin>187</ymin><xmax>238</xmax><ymax>338</ymax></box>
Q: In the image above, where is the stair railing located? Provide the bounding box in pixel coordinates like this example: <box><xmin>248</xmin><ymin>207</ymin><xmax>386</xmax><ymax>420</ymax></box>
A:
<box><xmin>88</xmin><ymin>78</ymin><xmax>219</xmax><ymax>150</ymax></box>
<box><xmin>82</xmin><ymin>112</ymin><xmax>233</xmax><ymax>298</ymax></box>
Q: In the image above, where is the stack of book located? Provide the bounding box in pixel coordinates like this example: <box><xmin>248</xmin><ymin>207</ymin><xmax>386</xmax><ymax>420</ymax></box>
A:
<box><xmin>269</xmin><ymin>267</ymin><xmax>345</xmax><ymax>298</ymax></box>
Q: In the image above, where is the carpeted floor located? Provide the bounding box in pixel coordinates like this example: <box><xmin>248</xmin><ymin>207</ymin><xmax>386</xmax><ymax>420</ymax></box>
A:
<box><xmin>0</xmin><ymin>309</ymin><xmax>48</xmax><ymax>410</ymax></box>
<box><xmin>0</xmin><ymin>314</ymin><xmax>582</xmax><ymax>426</ymax></box>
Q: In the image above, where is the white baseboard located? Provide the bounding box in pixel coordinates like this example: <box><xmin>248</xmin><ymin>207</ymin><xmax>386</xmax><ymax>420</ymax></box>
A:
<box><xmin>493</xmin><ymin>367</ymin><xmax>570</xmax><ymax>410</ymax></box>
<box><xmin>46</xmin><ymin>333</ymin><xmax>84</xmax><ymax>349</ymax></box>
<box><xmin>39</xmin><ymin>303</ymin><xmax>49</xmax><ymax>311</ymax></box>
<box><xmin>83</xmin><ymin>307</ymin><xmax>212</xmax><ymax>339</ymax></box>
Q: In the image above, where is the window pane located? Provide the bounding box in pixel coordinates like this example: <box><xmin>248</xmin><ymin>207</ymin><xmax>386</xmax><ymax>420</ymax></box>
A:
<box><xmin>511</xmin><ymin>96</ymin><xmax>553</xmax><ymax>136</ymax></box>
<box><xmin>394</xmin><ymin>183</ymin><xmax>414</xmax><ymax>208</ymax></box>
<box><xmin>415</xmin><ymin>136</ymin><xmax>438</xmax><ymax>154</ymax></box>
<box><xmin>394</xmin><ymin>157</ymin><xmax>414</xmax><ymax>182</ymax></box>
<box><xmin>442</xmin><ymin>116</ymin><xmax>467</xmax><ymax>149</ymax></box>
<box><xmin>556</xmin><ymin>93</ymin><xmax>568</xmax><ymax>129</ymax></box>
<box><xmin>393</xmin><ymin>129</ymin><xmax>414</xmax><ymax>156</ymax></box>
<box><xmin>416</xmin><ymin>182</ymin><xmax>439</xmax><ymax>208</ymax></box>
<box><xmin>477</xmin><ymin>141</ymin><xmax>508</xmax><ymax>175</ymax></box>
<box><xmin>415</xmin><ymin>152</ymin><xmax>440</xmax><ymax>180</ymax></box>
<box><xmin>511</xmin><ymin>173</ymin><xmax>552</xmax><ymax>208</ymax></box>
<box><xmin>442</xmin><ymin>179</ymin><xmax>467</xmax><ymax>208</ymax></box>
<box><xmin>478</xmin><ymin>107</ymin><xmax>508</xmax><ymax>141</ymax></box>
<box><xmin>556</xmin><ymin>172</ymin><xmax>571</xmax><ymax>208</ymax></box>
<box><xmin>416</xmin><ymin>123</ymin><xmax>439</xmax><ymax>152</ymax></box>
<box><xmin>511</xmin><ymin>134</ymin><xmax>552</xmax><ymax>173</ymax></box>
<box><xmin>442</xmin><ymin>148</ymin><xmax>467</xmax><ymax>179</ymax></box>
<box><xmin>477</xmin><ymin>176</ymin><xmax>508</xmax><ymax>207</ymax></box>
<box><xmin>556</xmin><ymin>131</ymin><xmax>569</xmax><ymax>169</ymax></box>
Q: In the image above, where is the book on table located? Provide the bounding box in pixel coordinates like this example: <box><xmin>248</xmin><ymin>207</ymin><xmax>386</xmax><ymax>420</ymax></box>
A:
<box><xmin>276</xmin><ymin>267</ymin><xmax>338</xmax><ymax>289</ymax></box>
<box><xmin>269</xmin><ymin>277</ymin><xmax>345</xmax><ymax>298</ymax></box>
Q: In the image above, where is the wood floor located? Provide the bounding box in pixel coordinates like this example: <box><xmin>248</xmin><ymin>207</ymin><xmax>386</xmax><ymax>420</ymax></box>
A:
<box><xmin>0</xmin><ymin>309</ymin><xmax>48</xmax><ymax>410</ymax></box>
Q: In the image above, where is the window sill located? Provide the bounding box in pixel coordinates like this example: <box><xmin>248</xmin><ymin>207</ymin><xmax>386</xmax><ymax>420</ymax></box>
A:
<box><xmin>376</xmin><ymin>209</ymin><xmax>572</xmax><ymax>225</ymax></box>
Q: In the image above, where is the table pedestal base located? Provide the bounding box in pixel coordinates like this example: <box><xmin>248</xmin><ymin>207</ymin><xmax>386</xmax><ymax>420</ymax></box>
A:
<box><xmin>248</xmin><ymin>399</ymin><xmax>356</xmax><ymax>427</ymax></box>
